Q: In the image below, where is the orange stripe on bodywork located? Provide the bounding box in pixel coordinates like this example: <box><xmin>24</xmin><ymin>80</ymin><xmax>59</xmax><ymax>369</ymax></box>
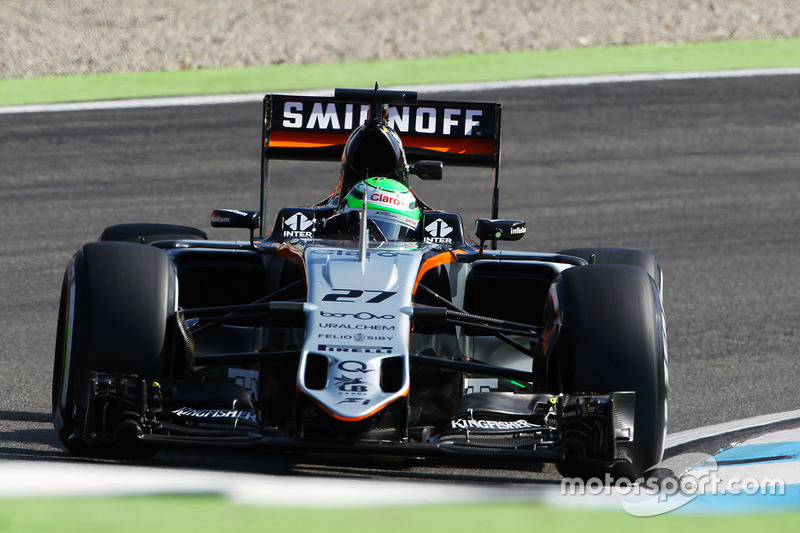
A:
<box><xmin>261</xmin><ymin>242</ymin><xmax>307</xmax><ymax>277</ymax></box>
<box><xmin>297</xmin><ymin>385</ymin><xmax>409</xmax><ymax>422</ymax></box>
<box><xmin>401</xmin><ymin>136</ymin><xmax>496</xmax><ymax>155</ymax></box>
<box><xmin>414</xmin><ymin>250</ymin><xmax>466</xmax><ymax>293</ymax></box>
<box><xmin>269</xmin><ymin>131</ymin><xmax>349</xmax><ymax>148</ymax></box>
<box><xmin>268</xmin><ymin>131</ymin><xmax>495</xmax><ymax>155</ymax></box>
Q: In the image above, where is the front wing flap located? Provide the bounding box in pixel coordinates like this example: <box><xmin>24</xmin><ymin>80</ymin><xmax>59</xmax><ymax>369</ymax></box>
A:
<box><xmin>69</xmin><ymin>372</ymin><xmax>635</xmax><ymax>467</ymax></box>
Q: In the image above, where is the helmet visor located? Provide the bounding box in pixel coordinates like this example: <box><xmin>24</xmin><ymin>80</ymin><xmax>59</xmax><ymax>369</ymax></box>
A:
<box><xmin>369</xmin><ymin>211</ymin><xmax>418</xmax><ymax>241</ymax></box>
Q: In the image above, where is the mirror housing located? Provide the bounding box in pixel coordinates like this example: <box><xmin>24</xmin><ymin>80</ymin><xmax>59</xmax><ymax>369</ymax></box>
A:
<box><xmin>210</xmin><ymin>209</ymin><xmax>260</xmax><ymax>230</ymax></box>
<box><xmin>475</xmin><ymin>218</ymin><xmax>526</xmax><ymax>247</ymax></box>
<box><xmin>407</xmin><ymin>160</ymin><xmax>443</xmax><ymax>181</ymax></box>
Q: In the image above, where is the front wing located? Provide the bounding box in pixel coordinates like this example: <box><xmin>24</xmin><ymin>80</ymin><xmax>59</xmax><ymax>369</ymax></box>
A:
<box><xmin>73</xmin><ymin>371</ymin><xmax>635</xmax><ymax>468</ymax></box>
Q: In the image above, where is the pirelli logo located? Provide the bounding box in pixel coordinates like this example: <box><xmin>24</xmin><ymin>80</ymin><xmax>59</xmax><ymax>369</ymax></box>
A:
<box><xmin>318</xmin><ymin>344</ymin><xmax>393</xmax><ymax>354</ymax></box>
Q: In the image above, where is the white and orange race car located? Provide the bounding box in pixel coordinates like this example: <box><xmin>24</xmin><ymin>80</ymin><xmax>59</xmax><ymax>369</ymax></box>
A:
<box><xmin>53</xmin><ymin>87</ymin><xmax>667</xmax><ymax>480</ymax></box>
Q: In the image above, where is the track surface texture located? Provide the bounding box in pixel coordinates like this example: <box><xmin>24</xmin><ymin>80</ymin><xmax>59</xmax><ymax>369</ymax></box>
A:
<box><xmin>1</xmin><ymin>77</ymin><xmax>798</xmax><ymax>481</ymax></box>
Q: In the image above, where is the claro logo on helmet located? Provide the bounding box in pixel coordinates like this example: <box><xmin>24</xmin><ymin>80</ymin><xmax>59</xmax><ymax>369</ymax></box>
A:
<box><xmin>281</xmin><ymin>102</ymin><xmax>484</xmax><ymax>136</ymax></box>
<box><xmin>370</xmin><ymin>192</ymin><xmax>402</xmax><ymax>206</ymax></box>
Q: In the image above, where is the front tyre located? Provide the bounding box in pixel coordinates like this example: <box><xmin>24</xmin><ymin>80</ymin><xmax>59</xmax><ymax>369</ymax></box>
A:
<box><xmin>52</xmin><ymin>242</ymin><xmax>175</xmax><ymax>456</ymax></box>
<box><xmin>100</xmin><ymin>223</ymin><xmax>207</xmax><ymax>244</ymax></box>
<box><xmin>558</xmin><ymin>247</ymin><xmax>663</xmax><ymax>296</ymax></box>
<box><xmin>544</xmin><ymin>264</ymin><xmax>668</xmax><ymax>480</ymax></box>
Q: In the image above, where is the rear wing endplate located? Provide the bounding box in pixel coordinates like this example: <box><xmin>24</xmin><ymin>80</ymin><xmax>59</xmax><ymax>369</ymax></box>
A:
<box><xmin>260</xmin><ymin>91</ymin><xmax>502</xmax><ymax>237</ymax></box>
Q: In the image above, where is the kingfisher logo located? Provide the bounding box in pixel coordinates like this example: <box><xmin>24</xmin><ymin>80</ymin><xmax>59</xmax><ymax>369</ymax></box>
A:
<box><xmin>450</xmin><ymin>419</ymin><xmax>536</xmax><ymax>431</ymax></box>
<box><xmin>172</xmin><ymin>407</ymin><xmax>259</xmax><ymax>423</ymax></box>
<box><xmin>283</xmin><ymin>211</ymin><xmax>314</xmax><ymax>238</ymax></box>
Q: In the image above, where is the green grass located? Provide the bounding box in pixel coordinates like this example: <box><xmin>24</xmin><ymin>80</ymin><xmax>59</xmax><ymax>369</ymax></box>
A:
<box><xmin>1</xmin><ymin>38</ymin><xmax>799</xmax><ymax>106</ymax></box>
<box><xmin>1</xmin><ymin>496</ymin><xmax>799</xmax><ymax>532</ymax></box>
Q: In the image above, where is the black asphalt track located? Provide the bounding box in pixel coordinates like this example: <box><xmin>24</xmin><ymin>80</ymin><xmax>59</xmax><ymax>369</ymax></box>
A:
<box><xmin>1</xmin><ymin>75</ymin><xmax>798</xmax><ymax>481</ymax></box>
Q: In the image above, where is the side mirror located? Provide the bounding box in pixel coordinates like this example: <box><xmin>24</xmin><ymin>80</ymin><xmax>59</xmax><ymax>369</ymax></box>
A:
<box><xmin>407</xmin><ymin>160</ymin><xmax>443</xmax><ymax>181</ymax></box>
<box><xmin>475</xmin><ymin>218</ymin><xmax>526</xmax><ymax>248</ymax></box>
<box><xmin>210</xmin><ymin>209</ymin><xmax>260</xmax><ymax>230</ymax></box>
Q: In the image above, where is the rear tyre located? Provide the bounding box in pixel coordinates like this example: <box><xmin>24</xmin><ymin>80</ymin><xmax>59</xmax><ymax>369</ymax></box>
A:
<box><xmin>544</xmin><ymin>264</ymin><xmax>668</xmax><ymax>480</ymax></box>
<box><xmin>100</xmin><ymin>223</ymin><xmax>207</xmax><ymax>244</ymax></box>
<box><xmin>52</xmin><ymin>242</ymin><xmax>175</xmax><ymax>456</ymax></box>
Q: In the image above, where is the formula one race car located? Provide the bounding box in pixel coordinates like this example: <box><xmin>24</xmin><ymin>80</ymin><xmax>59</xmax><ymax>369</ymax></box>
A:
<box><xmin>52</xmin><ymin>87</ymin><xmax>668</xmax><ymax>480</ymax></box>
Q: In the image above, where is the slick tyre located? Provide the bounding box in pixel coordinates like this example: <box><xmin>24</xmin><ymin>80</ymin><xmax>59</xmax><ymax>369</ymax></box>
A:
<box><xmin>545</xmin><ymin>264</ymin><xmax>668</xmax><ymax>481</ymax></box>
<box><xmin>100</xmin><ymin>223</ymin><xmax>207</xmax><ymax>244</ymax></box>
<box><xmin>52</xmin><ymin>242</ymin><xmax>175</xmax><ymax>456</ymax></box>
<box><xmin>558</xmin><ymin>247</ymin><xmax>663</xmax><ymax>295</ymax></box>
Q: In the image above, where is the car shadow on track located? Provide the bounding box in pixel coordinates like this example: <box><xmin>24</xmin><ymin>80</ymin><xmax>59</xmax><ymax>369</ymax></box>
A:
<box><xmin>148</xmin><ymin>448</ymin><xmax>560</xmax><ymax>484</ymax></box>
<box><xmin>0</xmin><ymin>409</ymin><xmax>562</xmax><ymax>483</ymax></box>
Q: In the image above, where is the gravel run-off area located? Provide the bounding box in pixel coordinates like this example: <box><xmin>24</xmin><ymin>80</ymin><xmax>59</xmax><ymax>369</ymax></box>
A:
<box><xmin>1</xmin><ymin>0</ymin><xmax>799</xmax><ymax>79</ymax></box>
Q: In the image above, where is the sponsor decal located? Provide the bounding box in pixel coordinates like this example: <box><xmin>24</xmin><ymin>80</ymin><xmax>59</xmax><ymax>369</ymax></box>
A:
<box><xmin>317</xmin><ymin>334</ymin><xmax>394</xmax><ymax>341</ymax></box>
<box><xmin>334</xmin><ymin>375</ymin><xmax>369</xmax><ymax>394</ymax></box>
<box><xmin>228</xmin><ymin>368</ymin><xmax>260</xmax><ymax>402</ymax></box>
<box><xmin>283</xmin><ymin>211</ymin><xmax>314</xmax><ymax>238</ymax></box>
<box><xmin>510</xmin><ymin>226</ymin><xmax>526</xmax><ymax>235</ymax></box>
<box><xmin>283</xmin><ymin>102</ymin><xmax>369</xmax><ymax>131</ymax></box>
<box><xmin>450</xmin><ymin>419</ymin><xmax>537</xmax><ymax>431</ymax></box>
<box><xmin>280</xmin><ymin>101</ymin><xmax>485</xmax><ymax>137</ymax></box>
<box><xmin>369</xmin><ymin>209</ymin><xmax>419</xmax><ymax>231</ymax></box>
<box><xmin>320</xmin><ymin>311</ymin><xmax>395</xmax><ymax>320</ymax></box>
<box><xmin>370</xmin><ymin>192</ymin><xmax>403</xmax><ymax>206</ymax></box>
<box><xmin>463</xmin><ymin>378</ymin><xmax>498</xmax><ymax>394</ymax></box>
<box><xmin>337</xmin><ymin>397</ymin><xmax>372</xmax><ymax>405</ymax></box>
<box><xmin>172</xmin><ymin>406</ymin><xmax>259</xmax><ymax>423</ymax></box>
<box><xmin>424</xmin><ymin>218</ymin><xmax>454</xmax><ymax>244</ymax></box>
<box><xmin>319</xmin><ymin>323</ymin><xmax>395</xmax><ymax>330</ymax></box>
<box><xmin>322</xmin><ymin>289</ymin><xmax>396</xmax><ymax>304</ymax></box>
<box><xmin>337</xmin><ymin>360</ymin><xmax>374</xmax><ymax>374</ymax></box>
<box><xmin>309</xmin><ymin>249</ymin><xmax>411</xmax><ymax>257</ymax></box>
<box><xmin>212</xmin><ymin>209</ymin><xmax>250</xmax><ymax>224</ymax></box>
<box><xmin>318</xmin><ymin>344</ymin><xmax>393</xmax><ymax>354</ymax></box>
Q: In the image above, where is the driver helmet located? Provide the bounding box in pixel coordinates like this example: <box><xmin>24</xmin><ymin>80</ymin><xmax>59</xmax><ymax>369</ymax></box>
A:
<box><xmin>336</xmin><ymin>120</ymin><xmax>408</xmax><ymax>206</ymax></box>
<box><xmin>339</xmin><ymin>177</ymin><xmax>420</xmax><ymax>241</ymax></box>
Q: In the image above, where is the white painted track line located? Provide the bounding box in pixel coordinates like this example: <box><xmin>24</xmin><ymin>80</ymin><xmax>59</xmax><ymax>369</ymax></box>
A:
<box><xmin>666</xmin><ymin>409</ymin><xmax>800</xmax><ymax>449</ymax></box>
<box><xmin>0</xmin><ymin>460</ymin><xmax>546</xmax><ymax>506</ymax></box>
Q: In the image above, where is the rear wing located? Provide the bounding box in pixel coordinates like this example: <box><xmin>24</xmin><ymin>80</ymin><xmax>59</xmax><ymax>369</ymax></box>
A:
<box><xmin>260</xmin><ymin>90</ymin><xmax>502</xmax><ymax>236</ymax></box>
